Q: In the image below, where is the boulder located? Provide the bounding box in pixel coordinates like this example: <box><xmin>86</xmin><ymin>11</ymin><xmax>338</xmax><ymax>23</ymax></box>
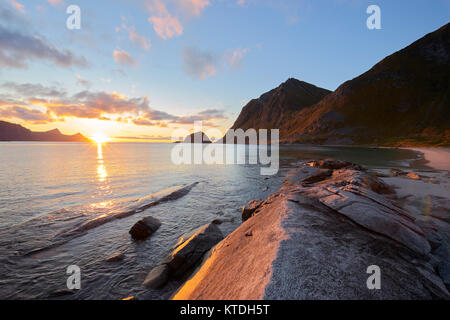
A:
<box><xmin>129</xmin><ymin>216</ymin><xmax>161</xmax><ymax>240</ymax></box>
<box><xmin>242</xmin><ymin>199</ymin><xmax>264</xmax><ymax>221</ymax></box>
<box><xmin>143</xmin><ymin>264</ymin><xmax>169</xmax><ymax>289</ymax></box>
<box><xmin>163</xmin><ymin>223</ymin><xmax>223</xmax><ymax>278</ymax></box>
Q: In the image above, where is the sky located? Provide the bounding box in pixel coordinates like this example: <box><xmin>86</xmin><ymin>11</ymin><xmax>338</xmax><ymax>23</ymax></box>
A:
<box><xmin>0</xmin><ymin>0</ymin><xmax>449</xmax><ymax>141</ymax></box>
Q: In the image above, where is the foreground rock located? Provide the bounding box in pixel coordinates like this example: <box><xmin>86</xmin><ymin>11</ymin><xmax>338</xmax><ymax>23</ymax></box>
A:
<box><xmin>143</xmin><ymin>223</ymin><xmax>223</xmax><ymax>289</ymax></box>
<box><xmin>143</xmin><ymin>264</ymin><xmax>169</xmax><ymax>289</ymax></box>
<box><xmin>129</xmin><ymin>216</ymin><xmax>161</xmax><ymax>240</ymax></box>
<box><xmin>242</xmin><ymin>199</ymin><xmax>264</xmax><ymax>221</ymax></box>
<box><xmin>173</xmin><ymin>160</ymin><xmax>449</xmax><ymax>299</ymax></box>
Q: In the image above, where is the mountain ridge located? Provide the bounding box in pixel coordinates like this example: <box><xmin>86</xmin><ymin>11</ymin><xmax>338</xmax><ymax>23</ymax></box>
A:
<box><xmin>228</xmin><ymin>23</ymin><xmax>450</xmax><ymax>147</ymax></box>
<box><xmin>0</xmin><ymin>120</ymin><xmax>91</xmax><ymax>142</ymax></box>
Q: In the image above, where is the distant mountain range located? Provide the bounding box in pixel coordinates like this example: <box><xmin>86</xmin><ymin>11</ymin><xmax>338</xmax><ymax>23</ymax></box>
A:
<box><xmin>0</xmin><ymin>121</ymin><xmax>90</xmax><ymax>142</ymax></box>
<box><xmin>228</xmin><ymin>23</ymin><xmax>450</xmax><ymax>147</ymax></box>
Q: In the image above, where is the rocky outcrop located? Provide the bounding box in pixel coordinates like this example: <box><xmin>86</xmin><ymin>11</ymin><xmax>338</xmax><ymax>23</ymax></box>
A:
<box><xmin>183</xmin><ymin>132</ymin><xmax>212</xmax><ymax>144</ymax></box>
<box><xmin>173</xmin><ymin>160</ymin><xmax>449</xmax><ymax>300</ymax></box>
<box><xmin>143</xmin><ymin>223</ymin><xmax>223</xmax><ymax>289</ymax></box>
<box><xmin>129</xmin><ymin>216</ymin><xmax>161</xmax><ymax>241</ymax></box>
<box><xmin>242</xmin><ymin>199</ymin><xmax>264</xmax><ymax>221</ymax></box>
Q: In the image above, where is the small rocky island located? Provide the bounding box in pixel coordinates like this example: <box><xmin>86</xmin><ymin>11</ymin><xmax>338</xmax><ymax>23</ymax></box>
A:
<box><xmin>182</xmin><ymin>131</ymin><xmax>212</xmax><ymax>144</ymax></box>
<box><xmin>171</xmin><ymin>160</ymin><xmax>450</xmax><ymax>299</ymax></box>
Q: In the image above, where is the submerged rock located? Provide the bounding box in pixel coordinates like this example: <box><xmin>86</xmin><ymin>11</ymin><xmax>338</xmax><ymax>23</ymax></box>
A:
<box><xmin>106</xmin><ymin>252</ymin><xmax>125</xmax><ymax>262</ymax></box>
<box><xmin>129</xmin><ymin>216</ymin><xmax>161</xmax><ymax>241</ymax></box>
<box><xmin>143</xmin><ymin>264</ymin><xmax>169</xmax><ymax>289</ymax></box>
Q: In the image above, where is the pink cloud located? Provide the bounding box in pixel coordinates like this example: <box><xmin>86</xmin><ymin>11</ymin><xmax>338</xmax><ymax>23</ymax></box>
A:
<box><xmin>228</xmin><ymin>47</ymin><xmax>249</xmax><ymax>69</ymax></box>
<box><xmin>146</xmin><ymin>0</ymin><xmax>209</xmax><ymax>39</ymax></box>
<box><xmin>113</xmin><ymin>49</ymin><xmax>135</xmax><ymax>66</ymax></box>
<box><xmin>46</xmin><ymin>0</ymin><xmax>65</xmax><ymax>6</ymax></box>
<box><xmin>10</xmin><ymin>0</ymin><xmax>25</xmax><ymax>14</ymax></box>
<box><xmin>149</xmin><ymin>15</ymin><xmax>183</xmax><ymax>39</ymax></box>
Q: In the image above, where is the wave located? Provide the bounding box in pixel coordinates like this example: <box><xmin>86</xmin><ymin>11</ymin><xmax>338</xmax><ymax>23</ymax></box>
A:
<box><xmin>22</xmin><ymin>182</ymin><xmax>199</xmax><ymax>257</ymax></box>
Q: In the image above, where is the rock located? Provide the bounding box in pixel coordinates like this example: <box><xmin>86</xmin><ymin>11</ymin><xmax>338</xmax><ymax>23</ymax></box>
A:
<box><xmin>305</xmin><ymin>159</ymin><xmax>363</xmax><ymax>171</ymax></box>
<box><xmin>49</xmin><ymin>289</ymin><xmax>75</xmax><ymax>298</ymax></box>
<box><xmin>173</xmin><ymin>182</ymin><xmax>449</xmax><ymax>300</ymax></box>
<box><xmin>434</xmin><ymin>243</ymin><xmax>450</xmax><ymax>290</ymax></box>
<box><xmin>242</xmin><ymin>199</ymin><xmax>264</xmax><ymax>221</ymax></box>
<box><xmin>212</xmin><ymin>217</ymin><xmax>234</xmax><ymax>225</ymax></box>
<box><xmin>407</xmin><ymin>172</ymin><xmax>421</xmax><ymax>180</ymax></box>
<box><xmin>106</xmin><ymin>252</ymin><xmax>125</xmax><ymax>262</ymax></box>
<box><xmin>390</xmin><ymin>168</ymin><xmax>406</xmax><ymax>177</ymax></box>
<box><xmin>301</xmin><ymin>169</ymin><xmax>332</xmax><ymax>184</ymax></box>
<box><xmin>143</xmin><ymin>264</ymin><xmax>169</xmax><ymax>289</ymax></box>
<box><xmin>129</xmin><ymin>216</ymin><xmax>161</xmax><ymax>240</ymax></box>
<box><xmin>163</xmin><ymin>223</ymin><xmax>223</xmax><ymax>278</ymax></box>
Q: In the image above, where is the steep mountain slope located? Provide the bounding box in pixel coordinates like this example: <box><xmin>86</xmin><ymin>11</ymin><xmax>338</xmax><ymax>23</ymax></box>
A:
<box><xmin>284</xmin><ymin>23</ymin><xmax>450</xmax><ymax>146</ymax></box>
<box><xmin>0</xmin><ymin>121</ymin><xmax>90</xmax><ymax>142</ymax></box>
<box><xmin>227</xmin><ymin>23</ymin><xmax>449</xmax><ymax>147</ymax></box>
<box><xmin>230</xmin><ymin>78</ymin><xmax>331</xmax><ymax>132</ymax></box>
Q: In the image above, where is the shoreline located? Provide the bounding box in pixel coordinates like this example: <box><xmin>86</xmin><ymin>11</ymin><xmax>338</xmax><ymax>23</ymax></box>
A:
<box><xmin>406</xmin><ymin>148</ymin><xmax>450</xmax><ymax>171</ymax></box>
<box><xmin>171</xmin><ymin>159</ymin><xmax>450</xmax><ymax>299</ymax></box>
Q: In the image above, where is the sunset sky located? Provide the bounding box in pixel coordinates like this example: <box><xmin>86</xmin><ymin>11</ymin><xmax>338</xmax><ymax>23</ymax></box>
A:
<box><xmin>0</xmin><ymin>0</ymin><xmax>449</xmax><ymax>141</ymax></box>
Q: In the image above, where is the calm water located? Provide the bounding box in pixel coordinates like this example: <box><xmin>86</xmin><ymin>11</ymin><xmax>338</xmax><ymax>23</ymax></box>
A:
<box><xmin>0</xmin><ymin>142</ymin><xmax>422</xmax><ymax>299</ymax></box>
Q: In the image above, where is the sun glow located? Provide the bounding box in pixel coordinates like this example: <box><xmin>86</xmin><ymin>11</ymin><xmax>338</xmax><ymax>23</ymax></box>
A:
<box><xmin>91</xmin><ymin>133</ymin><xmax>109</xmax><ymax>144</ymax></box>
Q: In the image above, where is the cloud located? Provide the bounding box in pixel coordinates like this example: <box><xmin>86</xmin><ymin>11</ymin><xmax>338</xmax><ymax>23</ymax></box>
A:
<box><xmin>177</xmin><ymin>0</ymin><xmax>211</xmax><ymax>17</ymax></box>
<box><xmin>1</xmin><ymin>82</ymin><xmax>67</xmax><ymax>98</ymax></box>
<box><xmin>118</xmin><ymin>19</ymin><xmax>151</xmax><ymax>50</ymax></box>
<box><xmin>146</xmin><ymin>0</ymin><xmax>210</xmax><ymax>39</ymax></box>
<box><xmin>182</xmin><ymin>46</ymin><xmax>218</xmax><ymax>79</ymax></box>
<box><xmin>0</xmin><ymin>82</ymin><xmax>228</xmax><ymax>127</ymax></box>
<box><xmin>126</xmin><ymin>26</ymin><xmax>151</xmax><ymax>50</ymax></box>
<box><xmin>227</xmin><ymin>47</ymin><xmax>249</xmax><ymax>69</ymax></box>
<box><xmin>172</xmin><ymin>108</ymin><xmax>227</xmax><ymax>125</ymax></box>
<box><xmin>0</xmin><ymin>24</ymin><xmax>88</xmax><ymax>69</ymax></box>
<box><xmin>0</xmin><ymin>106</ymin><xmax>53</xmax><ymax>123</ymax></box>
<box><xmin>46</xmin><ymin>0</ymin><xmax>65</xmax><ymax>6</ymax></box>
<box><xmin>113</xmin><ymin>49</ymin><xmax>135</xmax><ymax>66</ymax></box>
<box><xmin>10</xmin><ymin>0</ymin><xmax>25</xmax><ymax>14</ymax></box>
<box><xmin>76</xmin><ymin>74</ymin><xmax>91</xmax><ymax>88</ymax></box>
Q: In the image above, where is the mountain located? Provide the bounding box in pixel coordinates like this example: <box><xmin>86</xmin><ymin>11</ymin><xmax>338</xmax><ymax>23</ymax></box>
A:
<box><xmin>183</xmin><ymin>131</ymin><xmax>212</xmax><ymax>143</ymax></box>
<box><xmin>229</xmin><ymin>23</ymin><xmax>450</xmax><ymax>147</ymax></box>
<box><xmin>230</xmin><ymin>78</ymin><xmax>331</xmax><ymax>132</ymax></box>
<box><xmin>0</xmin><ymin>121</ymin><xmax>90</xmax><ymax>142</ymax></box>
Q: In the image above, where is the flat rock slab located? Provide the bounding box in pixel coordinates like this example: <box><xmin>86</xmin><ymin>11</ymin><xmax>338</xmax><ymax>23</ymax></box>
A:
<box><xmin>173</xmin><ymin>161</ymin><xmax>449</xmax><ymax>300</ymax></box>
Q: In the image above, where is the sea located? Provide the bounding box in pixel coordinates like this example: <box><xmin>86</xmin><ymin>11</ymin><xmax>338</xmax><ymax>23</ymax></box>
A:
<box><xmin>0</xmin><ymin>142</ymin><xmax>434</xmax><ymax>299</ymax></box>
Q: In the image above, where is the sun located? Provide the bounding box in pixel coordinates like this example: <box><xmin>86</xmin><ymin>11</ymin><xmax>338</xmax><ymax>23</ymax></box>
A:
<box><xmin>91</xmin><ymin>133</ymin><xmax>109</xmax><ymax>144</ymax></box>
